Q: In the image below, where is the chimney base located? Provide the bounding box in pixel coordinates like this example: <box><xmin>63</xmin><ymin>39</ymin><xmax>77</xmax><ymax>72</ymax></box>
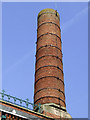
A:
<box><xmin>38</xmin><ymin>103</ymin><xmax>72</xmax><ymax>119</ymax></box>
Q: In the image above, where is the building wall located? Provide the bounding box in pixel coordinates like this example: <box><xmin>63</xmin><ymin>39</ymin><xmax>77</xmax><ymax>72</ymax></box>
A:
<box><xmin>0</xmin><ymin>100</ymin><xmax>54</xmax><ymax>120</ymax></box>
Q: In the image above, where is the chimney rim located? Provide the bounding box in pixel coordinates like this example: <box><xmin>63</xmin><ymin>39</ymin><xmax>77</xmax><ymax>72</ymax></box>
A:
<box><xmin>38</xmin><ymin>8</ymin><xmax>60</xmax><ymax>19</ymax></box>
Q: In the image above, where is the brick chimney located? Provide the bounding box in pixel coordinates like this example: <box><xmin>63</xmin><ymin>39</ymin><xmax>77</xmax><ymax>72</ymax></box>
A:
<box><xmin>34</xmin><ymin>8</ymin><xmax>71</xmax><ymax>118</ymax></box>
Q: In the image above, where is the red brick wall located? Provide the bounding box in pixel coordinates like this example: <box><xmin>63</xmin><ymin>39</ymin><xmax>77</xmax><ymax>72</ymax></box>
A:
<box><xmin>34</xmin><ymin>9</ymin><xmax>66</xmax><ymax>108</ymax></box>
<box><xmin>0</xmin><ymin>111</ymin><xmax>1</xmax><ymax>120</ymax></box>
<box><xmin>0</xmin><ymin>101</ymin><xmax>52</xmax><ymax>119</ymax></box>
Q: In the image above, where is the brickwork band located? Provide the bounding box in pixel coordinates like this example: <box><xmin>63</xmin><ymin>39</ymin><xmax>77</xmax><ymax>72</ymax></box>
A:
<box><xmin>34</xmin><ymin>8</ymin><xmax>66</xmax><ymax>108</ymax></box>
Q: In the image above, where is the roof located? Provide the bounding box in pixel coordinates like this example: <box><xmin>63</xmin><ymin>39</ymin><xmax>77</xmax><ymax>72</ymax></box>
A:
<box><xmin>0</xmin><ymin>100</ymin><xmax>54</xmax><ymax>119</ymax></box>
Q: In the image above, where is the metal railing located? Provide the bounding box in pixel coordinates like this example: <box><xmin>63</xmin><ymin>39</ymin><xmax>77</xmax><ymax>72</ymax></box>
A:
<box><xmin>0</xmin><ymin>90</ymin><xmax>41</xmax><ymax>113</ymax></box>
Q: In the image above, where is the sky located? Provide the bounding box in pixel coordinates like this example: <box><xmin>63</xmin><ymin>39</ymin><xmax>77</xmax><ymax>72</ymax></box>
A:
<box><xmin>2</xmin><ymin>2</ymin><xmax>88</xmax><ymax>118</ymax></box>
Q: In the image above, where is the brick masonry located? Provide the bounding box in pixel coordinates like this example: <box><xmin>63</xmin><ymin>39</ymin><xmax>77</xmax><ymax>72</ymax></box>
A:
<box><xmin>34</xmin><ymin>8</ymin><xmax>66</xmax><ymax>108</ymax></box>
<box><xmin>0</xmin><ymin>100</ymin><xmax>53</xmax><ymax>120</ymax></box>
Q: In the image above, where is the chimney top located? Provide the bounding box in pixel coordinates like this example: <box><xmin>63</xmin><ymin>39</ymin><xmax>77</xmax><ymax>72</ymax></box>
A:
<box><xmin>38</xmin><ymin>8</ymin><xmax>60</xmax><ymax>19</ymax></box>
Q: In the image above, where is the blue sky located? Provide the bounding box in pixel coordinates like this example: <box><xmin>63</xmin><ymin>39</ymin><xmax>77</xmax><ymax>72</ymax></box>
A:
<box><xmin>2</xmin><ymin>2</ymin><xmax>88</xmax><ymax>118</ymax></box>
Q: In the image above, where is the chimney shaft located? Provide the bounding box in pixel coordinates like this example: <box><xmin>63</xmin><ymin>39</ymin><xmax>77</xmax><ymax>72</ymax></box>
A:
<box><xmin>34</xmin><ymin>8</ymin><xmax>66</xmax><ymax>109</ymax></box>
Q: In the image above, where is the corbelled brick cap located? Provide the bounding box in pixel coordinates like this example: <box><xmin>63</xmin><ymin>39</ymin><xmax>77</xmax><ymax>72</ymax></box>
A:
<box><xmin>38</xmin><ymin>8</ymin><xmax>60</xmax><ymax>18</ymax></box>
